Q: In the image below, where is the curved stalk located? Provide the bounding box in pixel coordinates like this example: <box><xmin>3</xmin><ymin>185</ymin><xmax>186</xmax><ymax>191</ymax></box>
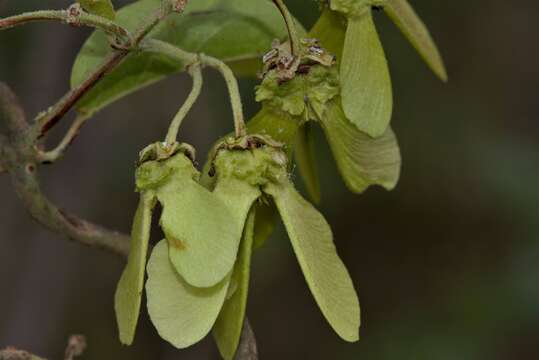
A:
<box><xmin>142</xmin><ymin>39</ymin><xmax>246</xmax><ymax>138</ymax></box>
<box><xmin>271</xmin><ymin>0</ymin><xmax>301</xmax><ymax>57</ymax></box>
<box><xmin>199</xmin><ymin>54</ymin><xmax>246</xmax><ymax>138</ymax></box>
<box><xmin>38</xmin><ymin>113</ymin><xmax>91</xmax><ymax>163</ymax></box>
<box><xmin>165</xmin><ymin>65</ymin><xmax>203</xmax><ymax>145</ymax></box>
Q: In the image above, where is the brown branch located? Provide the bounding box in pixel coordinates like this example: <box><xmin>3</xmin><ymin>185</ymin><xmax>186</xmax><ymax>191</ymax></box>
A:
<box><xmin>0</xmin><ymin>347</ymin><xmax>45</xmax><ymax>360</ymax></box>
<box><xmin>35</xmin><ymin>50</ymin><xmax>126</xmax><ymax>138</ymax></box>
<box><xmin>234</xmin><ymin>319</ymin><xmax>258</xmax><ymax>360</ymax></box>
<box><xmin>37</xmin><ymin>113</ymin><xmax>90</xmax><ymax>163</ymax></box>
<box><xmin>1</xmin><ymin>83</ymin><xmax>130</xmax><ymax>257</ymax></box>
<box><xmin>0</xmin><ymin>83</ymin><xmax>28</xmax><ymax>139</ymax></box>
<box><xmin>9</xmin><ymin>164</ymin><xmax>130</xmax><ymax>257</ymax></box>
<box><xmin>63</xmin><ymin>335</ymin><xmax>86</xmax><ymax>360</ymax></box>
<box><xmin>0</xmin><ymin>134</ymin><xmax>9</xmax><ymax>171</ymax></box>
<box><xmin>0</xmin><ymin>335</ymin><xmax>86</xmax><ymax>360</ymax></box>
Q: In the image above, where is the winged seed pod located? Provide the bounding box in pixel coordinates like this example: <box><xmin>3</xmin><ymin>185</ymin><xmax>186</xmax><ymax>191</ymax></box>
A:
<box><xmin>255</xmin><ymin>39</ymin><xmax>401</xmax><ymax>199</ymax></box>
<box><xmin>209</xmin><ymin>138</ymin><xmax>361</xmax><ymax>353</ymax></box>
<box><xmin>320</xmin><ymin>0</ymin><xmax>447</xmax><ymax>137</ymax></box>
<box><xmin>115</xmin><ymin>142</ymin><xmax>246</xmax><ymax>347</ymax></box>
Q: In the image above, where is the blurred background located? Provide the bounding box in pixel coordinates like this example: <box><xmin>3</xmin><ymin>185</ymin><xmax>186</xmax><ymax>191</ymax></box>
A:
<box><xmin>1</xmin><ymin>0</ymin><xmax>538</xmax><ymax>359</ymax></box>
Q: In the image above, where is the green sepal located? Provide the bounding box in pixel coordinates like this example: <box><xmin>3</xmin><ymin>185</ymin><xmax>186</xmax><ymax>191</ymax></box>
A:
<box><xmin>213</xmin><ymin>146</ymin><xmax>288</xmax><ymax>187</ymax></box>
<box><xmin>199</xmin><ymin>107</ymin><xmax>301</xmax><ymax>189</ymax></box>
<box><xmin>155</xmin><ymin>153</ymin><xmax>240</xmax><ymax>288</ymax></box>
<box><xmin>384</xmin><ymin>0</ymin><xmax>447</xmax><ymax>81</ymax></box>
<box><xmin>295</xmin><ymin>122</ymin><xmax>321</xmax><ymax>203</ymax></box>
<box><xmin>145</xmin><ymin>240</ymin><xmax>231</xmax><ymax>349</ymax></box>
<box><xmin>265</xmin><ymin>179</ymin><xmax>360</xmax><ymax>342</ymax></box>
<box><xmin>78</xmin><ymin>0</ymin><xmax>115</xmax><ymax>20</ymax></box>
<box><xmin>135</xmin><ymin>161</ymin><xmax>176</xmax><ymax>191</ymax></box>
<box><xmin>114</xmin><ymin>191</ymin><xmax>156</xmax><ymax>345</ymax></box>
<box><xmin>256</xmin><ymin>65</ymin><xmax>339</xmax><ymax>121</ymax></box>
<box><xmin>320</xmin><ymin>99</ymin><xmax>401</xmax><ymax>193</ymax></box>
<box><xmin>211</xmin><ymin>145</ymin><xmax>291</xmax><ymax>253</ymax></box>
<box><xmin>341</xmin><ymin>11</ymin><xmax>393</xmax><ymax>138</ymax></box>
<box><xmin>213</xmin><ymin>210</ymin><xmax>255</xmax><ymax>360</ymax></box>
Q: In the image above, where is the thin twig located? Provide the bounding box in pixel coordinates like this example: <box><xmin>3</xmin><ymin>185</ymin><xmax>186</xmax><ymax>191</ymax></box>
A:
<box><xmin>1</xmin><ymin>84</ymin><xmax>130</xmax><ymax>257</ymax></box>
<box><xmin>34</xmin><ymin>50</ymin><xmax>126</xmax><ymax>139</ymax></box>
<box><xmin>0</xmin><ymin>136</ymin><xmax>8</xmax><ymax>174</ymax></box>
<box><xmin>63</xmin><ymin>335</ymin><xmax>86</xmax><ymax>360</ymax></box>
<box><xmin>234</xmin><ymin>318</ymin><xmax>258</xmax><ymax>360</ymax></box>
<box><xmin>0</xmin><ymin>82</ymin><xmax>29</xmax><ymax>139</ymax></box>
<box><xmin>0</xmin><ymin>8</ymin><xmax>131</xmax><ymax>41</ymax></box>
<box><xmin>0</xmin><ymin>335</ymin><xmax>87</xmax><ymax>360</ymax></box>
<box><xmin>10</xmin><ymin>164</ymin><xmax>130</xmax><ymax>257</ymax></box>
<box><xmin>33</xmin><ymin>2</ymin><xmax>183</xmax><ymax>139</ymax></box>
<box><xmin>165</xmin><ymin>65</ymin><xmax>203</xmax><ymax>145</ymax></box>
<box><xmin>37</xmin><ymin>113</ymin><xmax>90</xmax><ymax>163</ymax></box>
<box><xmin>0</xmin><ymin>347</ymin><xmax>45</xmax><ymax>360</ymax></box>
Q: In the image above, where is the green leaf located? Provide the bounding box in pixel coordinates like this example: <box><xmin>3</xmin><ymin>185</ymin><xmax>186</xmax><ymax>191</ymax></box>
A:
<box><xmin>114</xmin><ymin>191</ymin><xmax>156</xmax><ymax>345</ymax></box>
<box><xmin>70</xmin><ymin>0</ymin><xmax>293</xmax><ymax>115</ymax></box>
<box><xmin>156</xmin><ymin>155</ymin><xmax>240</xmax><ymax>288</ymax></box>
<box><xmin>341</xmin><ymin>11</ymin><xmax>393</xmax><ymax>138</ymax></box>
<box><xmin>385</xmin><ymin>0</ymin><xmax>447</xmax><ymax>81</ymax></box>
<box><xmin>253</xmin><ymin>199</ymin><xmax>277</xmax><ymax>249</ymax></box>
<box><xmin>295</xmin><ymin>122</ymin><xmax>321</xmax><ymax>203</ymax></box>
<box><xmin>146</xmin><ymin>240</ymin><xmax>230</xmax><ymax>349</ymax></box>
<box><xmin>78</xmin><ymin>0</ymin><xmax>115</xmax><ymax>20</ymax></box>
<box><xmin>265</xmin><ymin>180</ymin><xmax>360</xmax><ymax>342</ymax></box>
<box><xmin>213</xmin><ymin>210</ymin><xmax>255</xmax><ymax>360</ymax></box>
<box><xmin>320</xmin><ymin>99</ymin><xmax>400</xmax><ymax>193</ymax></box>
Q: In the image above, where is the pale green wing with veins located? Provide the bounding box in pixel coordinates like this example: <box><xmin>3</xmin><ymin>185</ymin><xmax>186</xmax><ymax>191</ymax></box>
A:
<box><xmin>140</xmin><ymin>147</ymin><xmax>244</xmax><ymax>288</ymax></box>
<box><xmin>211</xmin><ymin>143</ymin><xmax>361</xmax><ymax>342</ymax></box>
<box><xmin>146</xmin><ymin>240</ymin><xmax>231</xmax><ymax>349</ymax></box>
<box><xmin>114</xmin><ymin>190</ymin><xmax>156</xmax><ymax>345</ymax></box>
<box><xmin>213</xmin><ymin>210</ymin><xmax>256</xmax><ymax>360</ymax></box>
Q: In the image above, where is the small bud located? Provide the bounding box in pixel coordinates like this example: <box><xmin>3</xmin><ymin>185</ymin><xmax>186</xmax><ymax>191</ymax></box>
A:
<box><xmin>66</xmin><ymin>3</ymin><xmax>83</xmax><ymax>26</ymax></box>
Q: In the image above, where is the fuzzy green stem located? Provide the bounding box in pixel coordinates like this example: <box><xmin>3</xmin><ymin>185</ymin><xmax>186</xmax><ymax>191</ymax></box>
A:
<box><xmin>142</xmin><ymin>39</ymin><xmax>246</xmax><ymax>138</ymax></box>
<box><xmin>199</xmin><ymin>54</ymin><xmax>246</xmax><ymax>138</ymax></box>
<box><xmin>139</xmin><ymin>38</ymin><xmax>198</xmax><ymax>64</ymax></box>
<box><xmin>271</xmin><ymin>0</ymin><xmax>301</xmax><ymax>57</ymax></box>
<box><xmin>165</xmin><ymin>66</ymin><xmax>203</xmax><ymax>145</ymax></box>
<box><xmin>0</xmin><ymin>10</ymin><xmax>131</xmax><ymax>41</ymax></box>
